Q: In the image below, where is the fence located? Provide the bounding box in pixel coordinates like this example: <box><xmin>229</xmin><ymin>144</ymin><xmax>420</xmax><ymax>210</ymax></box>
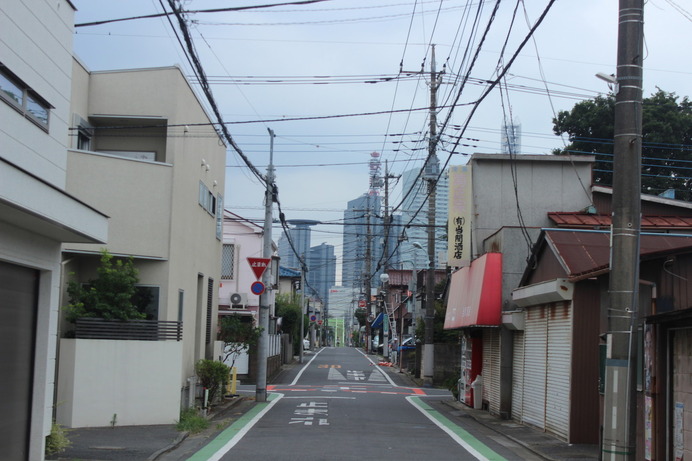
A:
<box><xmin>74</xmin><ymin>318</ymin><xmax>183</xmax><ymax>341</ymax></box>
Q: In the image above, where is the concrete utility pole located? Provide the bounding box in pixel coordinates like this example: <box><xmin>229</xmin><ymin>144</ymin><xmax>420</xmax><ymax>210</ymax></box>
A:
<box><xmin>364</xmin><ymin>202</ymin><xmax>373</xmax><ymax>354</ymax></box>
<box><xmin>299</xmin><ymin>261</ymin><xmax>307</xmax><ymax>363</ymax></box>
<box><xmin>382</xmin><ymin>160</ymin><xmax>400</xmax><ymax>360</ymax></box>
<box><xmin>602</xmin><ymin>2</ymin><xmax>643</xmax><ymax>459</ymax></box>
<box><xmin>256</xmin><ymin>128</ymin><xmax>276</xmax><ymax>403</ymax></box>
<box><xmin>423</xmin><ymin>45</ymin><xmax>442</xmax><ymax>387</ymax></box>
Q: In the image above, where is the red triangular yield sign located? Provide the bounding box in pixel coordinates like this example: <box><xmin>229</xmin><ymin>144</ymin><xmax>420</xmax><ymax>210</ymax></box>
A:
<box><xmin>247</xmin><ymin>257</ymin><xmax>271</xmax><ymax>280</ymax></box>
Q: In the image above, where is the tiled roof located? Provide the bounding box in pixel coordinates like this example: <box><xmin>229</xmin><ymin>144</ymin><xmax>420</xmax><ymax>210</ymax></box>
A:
<box><xmin>548</xmin><ymin>212</ymin><xmax>692</xmax><ymax>230</ymax></box>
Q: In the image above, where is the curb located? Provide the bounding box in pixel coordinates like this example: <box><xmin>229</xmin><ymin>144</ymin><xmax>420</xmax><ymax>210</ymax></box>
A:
<box><xmin>439</xmin><ymin>399</ymin><xmax>555</xmax><ymax>461</ymax></box>
<box><xmin>149</xmin><ymin>396</ymin><xmax>246</xmax><ymax>461</ymax></box>
<box><xmin>148</xmin><ymin>431</ymin><xmax>189</xmax><ymax>461</ymax></box>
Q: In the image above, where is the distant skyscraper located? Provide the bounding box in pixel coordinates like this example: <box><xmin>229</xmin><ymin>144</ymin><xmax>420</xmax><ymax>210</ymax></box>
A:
<box><xmin>400</xmin><ymin>167</ymin><xmax>448</xmax><ymax>269</ymax></box>
<box><xmin>308</xmin><ymin>243</ymin><xmax>336</xmax><ymax>306</ymax></box>
<box><xmin>341</xmin><ymin>194</ymin><xmax>381</xmax><ymax>288</ymax></box>
<box><xmin>278</xmin><ymin>219</ymin><xmax>318</xmax><ymax>269</ymax></box>
<box><xmin>501</xmin><ymin>118</ymin><xmax>521</xmax><ymax>155</ymax></box>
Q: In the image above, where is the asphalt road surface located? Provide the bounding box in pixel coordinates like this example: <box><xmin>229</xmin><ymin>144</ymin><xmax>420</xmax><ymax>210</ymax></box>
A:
<box><xmin>182</xmin><ymin>347</ymin><xmax>542</xmax><ymax>461</ymax></box>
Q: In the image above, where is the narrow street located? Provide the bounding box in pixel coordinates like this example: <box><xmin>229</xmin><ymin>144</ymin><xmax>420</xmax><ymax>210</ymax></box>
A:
<box><xmin>169</xmin><ymin>347</ymin><xmax>543</xmax><ymax>461</ymax></box>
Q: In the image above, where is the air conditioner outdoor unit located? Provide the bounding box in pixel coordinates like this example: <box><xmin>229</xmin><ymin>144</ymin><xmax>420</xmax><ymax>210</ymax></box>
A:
<box><xmin>230</xmin><ymin>292</ymin><xmax>248</xmax><ymax>308</ymax></box>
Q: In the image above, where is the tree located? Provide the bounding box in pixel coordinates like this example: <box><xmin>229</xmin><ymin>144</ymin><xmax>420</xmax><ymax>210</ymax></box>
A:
<box><xmin>64</xmin><ymin>249</ymin><xmax>148</xmax><ymax>323</ymax></box>
<box><xmin>218</xmin><ymin>314</ymin><xmax>262</xmax><ymax>369</ymax></box>
<box><xmin>354</xmin><ymin>307</ymin><xmax>367</xmax><ymax>327</ymax></box>
<box><xmin>552</xmin><ymin>89</ymin><xmax>692</xmax><ymax>200</ymax></box>
<box><xmin>415</xmin><ymin>299</ymin><xmax>459</xmax><ymax>343</ymax></box>
<box><xmin>275</xmin><ymin>294</ymin><xmax>303</xmax><ymax>355</ymax></box>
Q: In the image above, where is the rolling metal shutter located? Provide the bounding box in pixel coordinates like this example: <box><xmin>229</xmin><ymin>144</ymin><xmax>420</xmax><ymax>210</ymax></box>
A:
<box><xmin>545</xmin><ymin>302</ymin><xmax>572</xmax><ymax>440</ymax></box>
<box><xmin>482</xmin><ymin>329</ymin><xmax>501</xmax><ymax>415</ymax></box>
<box><xmin>522</xmin><ymin>305</ymin><xmax>547</xmax><ymax>429</ymax></box>
<box><xmin>511</xmin><ymin>331</ymin><xmax>525</xmax><ymax>421</ymax></box>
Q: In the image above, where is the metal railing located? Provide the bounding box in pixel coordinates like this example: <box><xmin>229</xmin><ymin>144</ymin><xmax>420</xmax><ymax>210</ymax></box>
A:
<box><xmin>74</xmin><ymin>318</ymin><xmax>182</xmax><ymax>341</ymax></box>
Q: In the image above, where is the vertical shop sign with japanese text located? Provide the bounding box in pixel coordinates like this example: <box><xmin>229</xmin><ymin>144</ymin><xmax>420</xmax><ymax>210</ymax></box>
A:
<box><xmin>448</xmin><ymin>165</ymin><xmax>472</xmax><ymax>267</ymax></box>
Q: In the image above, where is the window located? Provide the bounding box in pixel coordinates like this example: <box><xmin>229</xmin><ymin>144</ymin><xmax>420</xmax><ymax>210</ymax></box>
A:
<box><xmin>134</xmin><ymin>285</ymin><xmax>160</xmax><ymax>320</ymax></box>
<box><xmin>73</xmin><ymin>114</ymin><xmax>93</xmax><ymax>150</ymax></box>
<box><xmin>178</xmin><ymin>290</ymin><xmax>184</xmax><ymax>323</ymax></box>
<box><xmin>0</xmin><ymin>64</ymin><xmax>51</xmax><ymax>130</ymax></box>
<box><xmin>221</xmin><ymin>244</ymin><xmax>235</xmax><ymax>279</ymax></box>
<box><xmin>216</xmin><ymin>193</ymin><xmax>224</xmax><ymax>240</ymax></box>
<box><xmin>198</xmin><ymin>181</ymin><xmax>216</xmax><ymax>216</ymax></box>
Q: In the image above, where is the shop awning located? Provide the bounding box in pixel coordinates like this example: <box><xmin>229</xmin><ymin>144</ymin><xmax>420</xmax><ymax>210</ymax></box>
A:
<box><xmin>371</xmin><ymin>312</ymin><xmax>384</xmax><ymax>330</ymax></box>
<box><xmin>444</xmin><ymin>253</ymin><xmax>502</xmax><ymax>329</ymax></box>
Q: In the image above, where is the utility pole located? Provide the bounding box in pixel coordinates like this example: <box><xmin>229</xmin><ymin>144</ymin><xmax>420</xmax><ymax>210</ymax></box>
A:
<box><xmin>364</xmin><ymin>200</ymin><xmax>373</xmax><ymax>354</ymax></box>
<box><xmin>382</xmin><ymin>160</ymin><xmax>400</xmax><ymax>360</ymax></box>
<box><xmin>423</xmin><ymin>45</ymin><xmax>441</xmax><ymax>387</ymax></box>
<box><xmin>602</xmin><ymin>2</ymin><xmax>643</xmax><ymax>459</ymax></box>
<box><xmin>299</xmin><ymin>261</ymin><xmax>307</xmax><ymax>363</ymax></box>
<box><xmin>256</xmin><ymin>128</ymin><xmax>276</xmax><ymax>403</ymax></box>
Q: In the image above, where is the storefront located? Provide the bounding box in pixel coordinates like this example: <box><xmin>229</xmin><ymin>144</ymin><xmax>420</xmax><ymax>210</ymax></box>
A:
<box><xmin>444</xmin><ymin>253</ymin><xmax>502</xmax><ymax>411</ymax></box>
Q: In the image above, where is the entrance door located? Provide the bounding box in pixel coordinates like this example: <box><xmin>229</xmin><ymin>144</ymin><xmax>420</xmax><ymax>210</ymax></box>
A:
<box><xmin>0</xmin><ymin>261</ymin><xmax>39</xmax><ymax>460</ymax></box>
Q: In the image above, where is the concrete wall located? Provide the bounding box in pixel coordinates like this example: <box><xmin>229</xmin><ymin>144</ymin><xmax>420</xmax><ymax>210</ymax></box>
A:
<box><xmin>470</xmin><ymin>154</ymin><xmax>593</xmax><ymax>259</ymax></box>
<box><xmin>483</xmin><ymin>227</ymin><xmax>542</xmax><ymax>309</ymax></box>
<box><xmin>57</xmin><ymin>339</ymin><xmax>183</xmax><ymax>428</ymax></box>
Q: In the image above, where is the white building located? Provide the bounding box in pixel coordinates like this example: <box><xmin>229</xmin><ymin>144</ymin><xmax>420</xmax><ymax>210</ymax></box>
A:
<box><xmin>219</xmin><ymin>210</ymin><xmax>277</xmax><ymax>321</ymax></box>
<box><xmin>0</xmin><ymin>1</ymin><xmax>108</xmax><ymax>458</ymax></box>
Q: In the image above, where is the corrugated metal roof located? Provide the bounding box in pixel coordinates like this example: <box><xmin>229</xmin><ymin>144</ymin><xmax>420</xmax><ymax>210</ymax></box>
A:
<box><xmin>544</xmin><ymin>230</ymin><xmax>692</xmax><ymax>279</ymax></box>
<box><xmin>548</xmin><ymin>212</ymin><xmax>692</xmax><ymax>230</ymax></box>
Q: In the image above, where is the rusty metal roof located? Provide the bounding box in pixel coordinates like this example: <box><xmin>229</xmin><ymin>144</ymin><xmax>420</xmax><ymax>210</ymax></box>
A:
<box><xmin>385</xmin><ymin>268</ymin><xmax>445</xmax><ymax>287</ymax></box>
<box><xmin>544</xmin><ymin>230</ymin><xmax>692</xmax><ymax>280</ymax></box>
<box><xmin>548</xmin><ymin>212</ymin><xmax>692</xmax><ymax>230</ymax></box>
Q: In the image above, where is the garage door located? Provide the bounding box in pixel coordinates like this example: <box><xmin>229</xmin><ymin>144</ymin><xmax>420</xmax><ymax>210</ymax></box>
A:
<box><xmin>545</xmin><ymin>302</ymin><xmax>572</xmax><ymax>440</ymax></box>
<box><xmin>512</xmin><ymin>331</ymin><xmax>525</xmax><ymax>421</ymax></box>
<box><xmin>0</xmin><ymin>261</ymin><xmax>38</xmax><ymax>460</ymax></box>
<box><xmin>522</xmin><ymin>306</ymin><xmax>547</xmax><ymax>429</ymax></box>
<box><xmin>483</xmin><ymin>329</ymin><xmax>501</xmax><ymax>415</ymax></box>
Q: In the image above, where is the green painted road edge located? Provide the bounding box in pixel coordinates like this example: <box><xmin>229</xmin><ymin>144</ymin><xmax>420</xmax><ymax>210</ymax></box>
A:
<box><xmin>186</xmin><ymin>393</ymin><xmax>282</xmax><ymax>461</ymax></box>
<box><xmin>408</xmin><ymin>396</ymin><xmax>507</xmax><ymax>461</ymax></box>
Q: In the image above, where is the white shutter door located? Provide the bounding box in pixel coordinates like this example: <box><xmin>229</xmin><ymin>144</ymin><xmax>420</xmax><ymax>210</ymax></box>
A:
<box><xmin>545</xmin><ymin>302</ymin><xmax>573</xmax><ymax>440</ymax></box>
<box><xmin>482</xmin><ymin>329</ymin><xmax>501</xmax><ymax>415</ymax></box>
<box><xmin>512</xmin><ymin>331</ymin><xmax>525</xmax><ymax>421</ymax></box>
<box><xmin>522</xmin><ymin>305</ymin><xmax>547</xmax><ymax>429</ymax></box>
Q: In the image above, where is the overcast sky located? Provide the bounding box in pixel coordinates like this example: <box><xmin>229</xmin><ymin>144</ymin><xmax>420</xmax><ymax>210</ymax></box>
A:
<box><xmin>72</xmin><ymin>0</ymin><xmax>692</xmax><ymax>278</ymax></box>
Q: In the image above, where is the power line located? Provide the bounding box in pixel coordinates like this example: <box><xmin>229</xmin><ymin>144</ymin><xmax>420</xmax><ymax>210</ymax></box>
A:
<box><xmin>75</xmin><ymin>0</ymin><xmax>331</xmax><ymax>28</ymax></box>
<box><xmin>165</xmin><ymin>0</ymin><xmax>266</xmax><ymax>185</ymax></box>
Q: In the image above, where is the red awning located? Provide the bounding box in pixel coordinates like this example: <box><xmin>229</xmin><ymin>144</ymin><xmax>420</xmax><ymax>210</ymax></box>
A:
<box><xmin>444</xmin><ymin>253</ymin><xmax>502</xmax><ymax>329</ymax></box>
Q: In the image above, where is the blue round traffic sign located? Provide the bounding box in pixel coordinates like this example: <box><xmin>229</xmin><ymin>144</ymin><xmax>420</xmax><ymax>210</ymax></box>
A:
<box><xmin>250</xmin><ymin>281</ymin><xmax>265</xmax><ymax>295</ymax></box>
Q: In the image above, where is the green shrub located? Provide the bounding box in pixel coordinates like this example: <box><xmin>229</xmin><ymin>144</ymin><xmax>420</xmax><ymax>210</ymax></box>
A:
<box><xmin>443</xmin><ymin>376</ymin><xmax>460</xmax><ymax>400</ymax></box>
<box><xmin>45</xmin><ymin>422</ymin><xmax>71</xmax><ymax>456</ymax></box>
<box><xmin>195</xmin><ymin>359</ymin><xmax>229</xmax><ymax>405</ymax></box>
<box><xmin>176</xmin><ymin>408</ymin><xmax>209</xmax><ymax>433</ymax></box>
<box><xmin>64</xmin><ymin>249</ymin><xmax>148</xmax><ymax>323</ymax></box>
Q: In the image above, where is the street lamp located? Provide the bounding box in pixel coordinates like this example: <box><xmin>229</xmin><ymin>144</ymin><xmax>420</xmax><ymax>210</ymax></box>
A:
<box><xmin>380</xmin><ymin>273</ymin><xmax>390</xmax><ymax>359</ymax></box>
